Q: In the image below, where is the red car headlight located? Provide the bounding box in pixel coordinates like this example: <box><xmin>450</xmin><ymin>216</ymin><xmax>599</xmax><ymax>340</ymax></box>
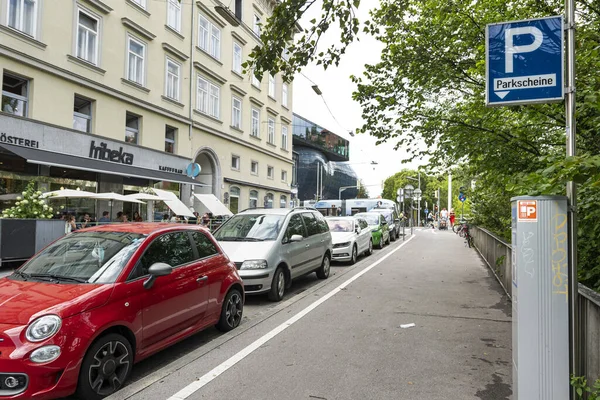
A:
<box><xmin>25</xmin><ymin>315</ymin><xmax>62</xmax><ymax>342</ymax></box>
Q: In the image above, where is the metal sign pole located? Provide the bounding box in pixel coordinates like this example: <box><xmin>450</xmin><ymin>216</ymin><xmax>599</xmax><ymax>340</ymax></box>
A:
<box><xmin>565</xmin><ymin>0</ymin><xmax>578</xmax><ymax>395</ymax></box>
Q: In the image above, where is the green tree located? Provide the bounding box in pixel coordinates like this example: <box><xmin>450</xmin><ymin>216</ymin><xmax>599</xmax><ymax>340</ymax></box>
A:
<box><xmin>356</xmin><ymin>180</ymin><xmax>369</xmax><ymax>198</ymax></box>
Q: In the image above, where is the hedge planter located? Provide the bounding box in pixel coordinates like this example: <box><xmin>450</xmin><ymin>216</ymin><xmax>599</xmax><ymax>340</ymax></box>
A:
<box><xmin>0</xmin><ymin>219</ymin><xmax>65</xmax><ymax>266</ymax></box>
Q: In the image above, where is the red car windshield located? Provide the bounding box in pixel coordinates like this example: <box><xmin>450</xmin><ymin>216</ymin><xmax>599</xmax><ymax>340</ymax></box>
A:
<box><xmin>15</xmin><ymin>232</ymin><xmax>146</xmax><ymax>284</ymax></box>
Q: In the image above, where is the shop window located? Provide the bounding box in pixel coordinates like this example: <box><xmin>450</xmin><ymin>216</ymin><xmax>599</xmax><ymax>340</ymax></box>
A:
<box><xmin>267</xmin><ymin>166</ymin><xmax>274</xmax><ymax>179</ymax></box>
<box><xmin>265</xmin><ymin>192</ymin><xmax>273</xmax><ymax>208</ymax></box>
<box><xmin>280</xmin><ymin>195</ymin><xmax>287</xmax><ymax>208</ymax></box>
<box><xmin>8</xmin><ymin>0</ymin><xmax>38</xmax><ymax>37</ymax></box>
<box><xmin>165</xmin><ymin>126</ymin><xmax>176</xmax><ymax>153</ymax></box>
<box><xmin>125</xmin><ymin>112</ymin><xmax>140</xmax><ymax>144</ymax></box>
<box><xmin>167</xmin><ymin>0</ymin><xmax>181</xmax><ymax>32</ymax></box>
<box><xmin>73</xmin><ymin>95</ymin><xmax>93</xmax><ymax>133</ymax></box>
<box><xmin>76</xmin><ymin>9</ymin><xmax>100</xmax><ymax>65</ymax></box>
<box><xmin>2</xmin><ymin>73</ymin><xmax>29</xmax><ymax>117</ymax></box>
<box><xmin>251</xmin><ymin>160</ymin><xmax>258</xmax><ymax>175</ymax></box>
<box><xmin>127</xmin><ymin>36</ymin><xmax>146</xmax><ymax>85</ymax></box>
<box><xmin>249</xmin><ymin>190</ymin><xmax>258</xmax><ymax>209</ymax></box>
<box><xmin>232</xmin><ymin>96</ymin><xmax>242</xmax><ymax>129</ymax></box>
<box><xmin>165</xmin><ymin>58</ymin><xmax>180</xmax><ymax>101</ymax></box>
<box><xmin>268</xmin><ymin>75</ymin><xmax>275</xmax><ymax>98</ymax></box>
<box><xmin>229</xmin><ymin>186</ymin><xmax>240</xmax><ymax>214</ymax></box>
<box><xmin>231</xmin><ymin>155</ymin><xmax>240</xmax><ymax>170</ymax></box>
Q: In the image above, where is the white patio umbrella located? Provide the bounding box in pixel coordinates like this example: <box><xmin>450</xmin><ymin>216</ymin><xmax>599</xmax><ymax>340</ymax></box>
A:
<box><xmin>41</xmin><ymin>189</ymin><xmax>98</xmax><ymax>216</ymax></box>
<box><xmin>124</xmin><ymin>193</ymin><xmax>171</xmax><ymax>201</ymax></box>
<box><xmin>90</xmin><ymin>192</ymin><xmax>145</xmax><ymax>220</ymax></box>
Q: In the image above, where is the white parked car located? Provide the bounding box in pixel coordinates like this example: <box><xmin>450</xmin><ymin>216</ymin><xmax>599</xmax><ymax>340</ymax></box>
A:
<box><xmin>326</xmin><ymin>216</ymin><xmax>373</xmax><ymax>264</ymax></box>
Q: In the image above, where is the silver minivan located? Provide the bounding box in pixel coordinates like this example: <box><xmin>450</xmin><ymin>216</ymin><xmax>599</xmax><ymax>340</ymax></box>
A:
<box><xmin>213</xmin><ymin>208</ymin><xmax>333</xmax><ymax>301</ymax></box>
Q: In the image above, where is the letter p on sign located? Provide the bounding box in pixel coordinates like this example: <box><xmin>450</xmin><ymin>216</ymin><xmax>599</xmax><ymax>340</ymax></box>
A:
<box><xmin>518</xmin><ymin>200</ymin><xmax>537</xmax><ymax>222</ymax></box>
<box><xmin>505</xmin><ymin>26</ymin><xmax>543</xmax><ymax>73</ymax></box>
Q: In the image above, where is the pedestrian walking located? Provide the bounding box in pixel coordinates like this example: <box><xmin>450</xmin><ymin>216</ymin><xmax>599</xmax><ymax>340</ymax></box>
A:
<box><xmin>449</xmin><ymin>208</ymin><xmax>456</xmax><ymax>227</ymax></box>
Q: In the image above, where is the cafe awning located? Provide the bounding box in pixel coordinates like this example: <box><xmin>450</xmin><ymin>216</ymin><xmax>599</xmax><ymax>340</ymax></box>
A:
<box><xmin>0</xmin><ymin>144</ymin><xmax>204</xmax><ymax>186</ymax></box>
<box><xmin>193</xmin><ymin>194</ymin><xmax>233</xmax><ymax>216</ymax></box>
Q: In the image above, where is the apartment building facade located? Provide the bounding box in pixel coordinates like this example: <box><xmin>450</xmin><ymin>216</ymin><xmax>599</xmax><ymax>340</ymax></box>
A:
<box><xmin>0</xmin><ymin>0</ymin><xmax>294</xmax><ymax>217</ymax></box>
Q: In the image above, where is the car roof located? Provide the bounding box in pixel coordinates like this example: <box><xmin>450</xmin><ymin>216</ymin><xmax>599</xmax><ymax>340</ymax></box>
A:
<box><xmin>76</xmin><ymin>223</ymin><xmax>207</xmax><ymax>236</ymax></box>
<box><xmin>237</xmin><ymin>208</ymin><xmax>317</xmax><ymax>216</ymax></box>
<box><xmin>325</xmin><ymin>216</ymin><xmax>357</xmax><ymax>220</ymax></box>
<box><xmin>370</xmin><ymin>208</ymin><xmax>393</xmax><ymax>213</ymax></box>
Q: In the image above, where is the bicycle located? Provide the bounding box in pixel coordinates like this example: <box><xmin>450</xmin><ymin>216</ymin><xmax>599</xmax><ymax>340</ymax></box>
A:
<box><xmin>453</xmin><ymin>220</ymin><xmax>473</xmax><ymax>247</ymax></box>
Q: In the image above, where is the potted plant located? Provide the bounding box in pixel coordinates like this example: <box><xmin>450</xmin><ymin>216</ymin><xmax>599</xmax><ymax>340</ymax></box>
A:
<box><xmin>0</xmin><ymin>181</ymin><xmax>64</xmax><ymax>266</ymax></box>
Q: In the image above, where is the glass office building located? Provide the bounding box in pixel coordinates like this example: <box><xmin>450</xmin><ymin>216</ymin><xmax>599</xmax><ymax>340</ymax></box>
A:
<box><xmin>292</xmin><ymin>114</ymin><xmax>357</xmax><ymax>201</ymax></box>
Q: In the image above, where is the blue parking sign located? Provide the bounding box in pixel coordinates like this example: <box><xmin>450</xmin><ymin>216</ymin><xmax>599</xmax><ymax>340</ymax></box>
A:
<box><xmin>486</xmin><ymin>16</ymin><xmax>564</xmax><ymax>106</ymax></box>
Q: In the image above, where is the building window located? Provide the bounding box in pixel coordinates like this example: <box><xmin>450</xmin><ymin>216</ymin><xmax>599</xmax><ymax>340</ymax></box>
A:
<box><xmin>165</xmin><ymin>125</ymin><xmax>176</xmax><ymax>153</ymax></box>
<box><xmin>251</xmin><ymin>108</ymin><xmax>260</xmax><ymax>137</ymax></box>
<box><xmin>282</xmin><ymin>83</ymin><xmax>288</xmax><ymax>108</ymax></box>
<box><xmin>76</xmin><ymin>9</ymin><xmax>99</xmax><ymax>65</ymax></box>
<box><xmin>231</xmin><ymin>155</ymin><xmax>240</xmax><ymax>170</ymax></box>
<box><xmin>197</xmin><ymin>76</ymin><xmax>220</xmax><ymax>119</ymax></box>
<box><xmin>73</xmin><ymin>95</ymin><xmax>92</xmax><ymax>133</ymax></box>
<box><xmin>234</xmin><ymin>0</ymin><xmax>242</xmax><ymax>20</ymax></box>
<box><xmin>252</xmin><ymin>74</ymin><xmax>261</xmax><ymax>89</ymax></box>
<box><xmin>281</xmin><ymin>170</ymin><xmax>287</xmax><ymax>182</ymax></box>
<box><xmin>281</xmin><ymin>125</ymin><xmax>288</xmax><ymax>150</ymax></box>
<box><xmin>251</xmin><ymin>160</ymin><xmax>258</xmax><ymax>175</ymax></box>
<box><xmin>165</xmin><ymin>58</ymin><xmax>180</xmax><ymax>100</ymax></box>
<box><xmin>253</xmin><ymin>14</ymin><xmax>261</xmax><ymax>36</ymax></box>
<box><xmin>265</xmin><ymin>192</ymin><xmax>273</xmax><ymax>208</ymax></box>
<box><xmin>131</xmin><ymin>0</ymin><xmax>146</xmax><ymax>9</ymax></box>
<box><xmin>232</xmin><ymin>96</ymin><xmax>242</xmax><ymax>129</ymax></box>
<box><xmin>127</xmin><ymin>36</ymin><xmax>146</xmax><ymax>85</ymax></box>
<box><xmin>1</xmin><ymin>73</ymin><xmax>29</xmax><ymax>117</ymax></box>
<box><xmin>267</xmin><ymin>118</ymin><xmax>275</xmax><ymax>144</ymax></box>
<box><xmin>8</xmin><ymin>0</ymin><xmax>38</xmax><ymax>37</ymax></box>
<box><xmin>233</xmin><ymin>43</ymin><xmax>242</xmax><ymax>74</ymax></box>
<box><xmin>267</xmin><ymin>166</ymin><xmax>274</xmax><ymax>179</ymax></box>
<box><xmin>167</xmin><ymin>0</ymin><xmax>181</xmax><ymax>32</ymax></box>
<box><xmin>125</xmin><ymin>112</ymin><xmax>140</xmax><ymax>144</ymax></box>
<box><xmin>280</xmin><ymin>195</ymin><xmax>287</xmax><ymax>208</ymax></box>
<box><xmin>229</xmin><ymin>186</ymin><xmax>240</xmax><ymax>214</ymax></box>
<box><xmin>268</xmin><ymin>75</ymin><xmax>275</xmax><ymax>98</ymax></box>
<box><xmin>198</xmin><ymin>15</ymin><xmax>220</xmax><ymax>59</ymax></box>
<box><xmin>249</xmin><ymin>190</ymin><xmax>258</xmax><ymax>209</ymax></box>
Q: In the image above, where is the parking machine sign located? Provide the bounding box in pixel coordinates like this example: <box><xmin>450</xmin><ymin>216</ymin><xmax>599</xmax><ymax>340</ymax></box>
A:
<box><xmin>518</xmin><ymin>200</ymin><xmax>537</xmax><ymax>222</ymax></box>
<box><xmin>486</xmin><ymin>16</ymin><xmax>563</xmax><ymax>106</ymax></box>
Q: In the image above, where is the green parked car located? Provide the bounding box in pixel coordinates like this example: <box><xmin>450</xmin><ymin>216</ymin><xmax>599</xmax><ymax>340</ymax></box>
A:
<box><xmin>354</xmin><ymin>212</ymin><xmax>390</xmax><ymax>249</ymax></box>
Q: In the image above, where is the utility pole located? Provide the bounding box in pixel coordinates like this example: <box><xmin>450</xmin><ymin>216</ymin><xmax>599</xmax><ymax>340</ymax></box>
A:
<box><xmin>565</xmin><ymin>0</ymin><xmax>579</xmax><ymax>393</ymax></box>
<box><xmin>448</xmin><ymin>171</ymin><xmax>452</xmax><ymax>212</ymax></box>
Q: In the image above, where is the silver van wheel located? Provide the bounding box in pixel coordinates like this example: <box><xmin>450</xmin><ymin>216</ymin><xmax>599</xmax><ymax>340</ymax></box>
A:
<box><xmin>268</xmin><ymin>267</ymin><xmax>286</xmax><ymax>302</ymax></box>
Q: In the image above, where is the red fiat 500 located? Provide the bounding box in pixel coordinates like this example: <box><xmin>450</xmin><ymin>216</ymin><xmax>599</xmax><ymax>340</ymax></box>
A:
<box><xmin>0</xmin><ymin>223</ymin><xmax>244</xmax><ymax>399</ymax></box>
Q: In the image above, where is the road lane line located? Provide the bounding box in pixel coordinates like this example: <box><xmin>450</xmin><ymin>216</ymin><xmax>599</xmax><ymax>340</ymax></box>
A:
<box><xmin>166</xmin><ymin>235</ymin><xmax>416</xmax><ymax>400</ymax></box>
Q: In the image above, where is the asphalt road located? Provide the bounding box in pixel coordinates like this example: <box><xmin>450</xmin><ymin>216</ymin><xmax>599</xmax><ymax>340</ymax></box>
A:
<box><xmin>101</xmin><ymin>228</ymin><xmax>512</xmax><ymax>400</ymax></box>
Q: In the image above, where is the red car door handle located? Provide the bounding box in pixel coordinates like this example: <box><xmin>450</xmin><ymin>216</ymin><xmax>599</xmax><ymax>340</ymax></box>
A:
<box><xmin>196</xmin><ymin>276</ymin><xmax>208</xmax><ymax>283</ymax></box>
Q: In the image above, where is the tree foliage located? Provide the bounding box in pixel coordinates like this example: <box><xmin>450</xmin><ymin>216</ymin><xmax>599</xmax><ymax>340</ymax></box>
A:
<box><xmin>253</xmin><ymin>0</ymin><xmax>600</xmax><ymax>289</ymax></box>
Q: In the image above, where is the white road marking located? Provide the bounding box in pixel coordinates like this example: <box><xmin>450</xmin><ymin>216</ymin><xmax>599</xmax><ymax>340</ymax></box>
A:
<box><xmin>166</xmin><ymin>235</ymin><xmax>416</xmax><ymax>400</ymax></box>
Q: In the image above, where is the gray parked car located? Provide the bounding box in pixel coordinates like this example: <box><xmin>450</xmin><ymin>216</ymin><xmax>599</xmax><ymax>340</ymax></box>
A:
<box><xmin>214</xmin><ymin>208</ymin><xmax>333</xmax><ymax>301</ymax></box>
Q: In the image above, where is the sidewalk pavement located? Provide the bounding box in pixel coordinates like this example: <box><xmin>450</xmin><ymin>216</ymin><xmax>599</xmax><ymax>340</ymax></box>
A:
<box><xmin>119</xmin><ymin>228</ymin><xmax>512</xmax><ymax>400</ymax></box>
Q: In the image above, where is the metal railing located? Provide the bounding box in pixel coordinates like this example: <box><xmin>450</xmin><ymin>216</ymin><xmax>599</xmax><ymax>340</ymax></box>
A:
<box><xmin>470</xmin><ymin>225</ymin><xmax>600</xmax><ymax>385</ymax></box>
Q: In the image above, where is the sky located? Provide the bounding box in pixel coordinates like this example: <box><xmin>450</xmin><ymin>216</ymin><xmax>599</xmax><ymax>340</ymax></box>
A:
<box><xmin>290</xmin><ymin>0</ymin><xmax>423</xmax><ymax>197</ymax></box>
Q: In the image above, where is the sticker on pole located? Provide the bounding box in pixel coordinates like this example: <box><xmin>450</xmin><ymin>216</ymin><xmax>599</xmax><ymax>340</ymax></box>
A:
<box><xmin>517</xmin><ymin>200</ymin><xmax>537</xmax><ymax>222</ymax></box>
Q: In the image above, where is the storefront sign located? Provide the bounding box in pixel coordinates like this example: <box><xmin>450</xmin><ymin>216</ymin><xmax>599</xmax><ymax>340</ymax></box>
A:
<box><xmin>159</xmin><ymin>165</ymin><xmax>183</xmax><ymax>174</ymax></box>
<box><xmin>0</xmin><ymin>133</ymin><xmax>39</xmax><ymax>148</ymax></box>
<box><xmin>88</xmin><ymin>141</ymin><xmax>134</xmax><ymax>165</ymax></box>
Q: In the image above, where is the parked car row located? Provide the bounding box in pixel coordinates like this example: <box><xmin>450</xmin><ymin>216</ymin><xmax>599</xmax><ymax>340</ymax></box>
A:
<box><xmin>0</xmin><ymin>207</ymin><xmax>398</xmax><ymax>400</ymax></box>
